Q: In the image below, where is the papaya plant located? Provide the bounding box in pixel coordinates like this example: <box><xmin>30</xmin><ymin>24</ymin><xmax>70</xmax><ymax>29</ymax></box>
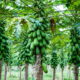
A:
<box><xmin>3</xmin><ymin>38</ymin><xmax>10</xmax><ymax>80</ymax></box>
<box><xmin>70</xmin><ymin>24</ymin><xmax>80</xmax><ymax>80</ymax></box>
<box><xmin>0</xmin><ymin>20</ymin><xmax>10</xmax><ymax>80</ymax></box>
<box><xmin>27</xmin><ymin>20</ymin><xmax>49</xmax><ymax>80</ymax></box>
<box><xmin>59</xmin><ymin>49</ymin><xmax>67</xmax><ymax>80</ymax></box>
<box><xmin>25</xmin><ymin>0</ymin><xmax>50</xmax><ymax>80</ymax></box>
<box><xmin>51</xmin><ymin>51</ymin><xmax>58</xmax><ymax>80</ymax></box>
<box><xmin>18</xmin><ymin>33</ymin><xmax>35</xmax><ymax>80</ymax></box>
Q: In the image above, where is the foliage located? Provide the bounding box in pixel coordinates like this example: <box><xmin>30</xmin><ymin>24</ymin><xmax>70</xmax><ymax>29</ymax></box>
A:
<box><xmin>0</xmin><ymin>20</ymin><xmax>10</xmax><ymax>63</ymax></box>
<box><xmin>18</xmin><ymin>33</ymin><xmax>35</xmax><ymax>65</ymax></box>
<box><xmin>51</xmin><ymin>51</ymin><xmax>58</xmax><ymax>69</ymax></box>
<box><xmin>69</xmin><ymin>23</ymin><xmax>80</xmax><ymax>66</ymax></box>
<box><xmin>59</xmin><ymin>49</ymin><xmax>67</xmax><ymax>70</ymax></box>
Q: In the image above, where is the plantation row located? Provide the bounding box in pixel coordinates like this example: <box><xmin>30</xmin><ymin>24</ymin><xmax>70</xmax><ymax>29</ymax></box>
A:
<box><xmin>0</xmin><ymin>0</ymin><xmax>80</xmax><ymax>80</ymax></box>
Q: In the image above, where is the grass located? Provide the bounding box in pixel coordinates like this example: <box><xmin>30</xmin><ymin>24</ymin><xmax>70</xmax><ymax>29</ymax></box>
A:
<box><xmin>1</xmin><ymin>66</ymin><xmax>77</xmax><ymax>80</ymax></box>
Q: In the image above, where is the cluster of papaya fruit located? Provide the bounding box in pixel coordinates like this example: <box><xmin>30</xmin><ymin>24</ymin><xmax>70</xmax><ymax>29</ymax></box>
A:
<box><xmin>70</xmin><ymin>26</ymin><xmax>80</xmax><ymax>65</ymax></box>
<box><xmin>19</xmin><ymin>35</ymin><xmax>35</xmax><ymax>64</ymax></box>
<box><xmin>26</xmin><ymin>21</ymin><xmax>49</xmax><ymax>73</ymax></box>
<box><xmin>27</xmin><ymin>21</ymin><xmax>49</xmax><ymax>56</ymax></box>
<box><xmin>0</xmin><ymin>21</ymin><xmax>9</xmax><ymax>61</ymax></box>
<box><xmin>51</xmin><ymin>51</ymin><xmax>58</xmax><ymax>69</ymax></box>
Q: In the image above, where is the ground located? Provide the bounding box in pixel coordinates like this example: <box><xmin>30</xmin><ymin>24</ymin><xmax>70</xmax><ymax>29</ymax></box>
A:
<box><xmin>2</xmin><ymin>66</ymin><xmax>77</xmax><ymax>80</ymax></box>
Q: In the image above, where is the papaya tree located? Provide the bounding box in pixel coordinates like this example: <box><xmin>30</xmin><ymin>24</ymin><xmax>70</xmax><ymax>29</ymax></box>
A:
<box><xmin>70</xmin><ymin>24</ymin><xmax>80</xmax><ymax>80</ymax></box>
<box><xmin>27</xmin><ymin>19</ymin><xmax>49</xmax><ymax>80</ymax></box>
<box><xmin>59</xmin><ymin>49</ymin><xmax>67</xmax><ymax>80</ymax></box>
<box><xmin>18</xmin><ymin>33</ymin><xmax>35</xmax><ymax>80</ymax></box>
<box><xmin>0</xmin><ymin>20</ymin><xmax>10</xmax><ymax>80</ymax></box>
<box><xmin>25</xmin><ymin>0</ymin><xmax>51</xmax><ymax>80</ymax></box>
<box><xmin>51</xmin><ymin>51</ymin><xmax>58</xmax><ymax>80</ymax></box>
<box><xmin>4</xmin><ymin>38</ymin><xmax>10</xmax><ymax>80</ymax></box>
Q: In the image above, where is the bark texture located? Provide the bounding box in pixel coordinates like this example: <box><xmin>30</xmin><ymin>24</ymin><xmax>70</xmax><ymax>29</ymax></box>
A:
<box><xmin>53</xmin><ymin>68</ymin><xmax>56</xmax><ymax>80</ymax></box>
<box><xmin>61</xmin><ymin>69</ymin><xmax>64</xmax><ymax>80</ymax></box>
<box><xmin>33</xmin><ymin>54</ymin><xmax>43</xmax><ymax>80</ymax></box>
<box><xmin>9</xmin><ymin>66</ymin><xmax>11</xmax><ymax>77</ymax></box>
<box><xmin>74</xmin><ymin>65</ymin><xmax>79</xmax><ymax>80</ymax></box>
<box><xmin>24</xmin><ymin>64</ymin><xmax>28</xmax><ymax>80</ymax></box>
<box><xmin>4</xmin><ymin>63</ymin><xmax>8</xmax><ymax>80</ymax></box>
<box><xmin>0</xmin><ymin>61</ymin><xmax>2</xmax><ymax>80</ymax></box>
<box><xmin>68</xmin><ymin>66</ymin><xmax>71</xmax><ymax>80</ymax></box>
<box><xmin>19</xmin><ymin>66</ymin><xmax>22</xmax><ymax>80</ymax></box>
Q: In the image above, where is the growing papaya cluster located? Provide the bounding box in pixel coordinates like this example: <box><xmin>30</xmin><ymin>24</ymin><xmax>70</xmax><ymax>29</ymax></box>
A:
<box><xmin>26</xmin><ymin>20</ymin><xmax>49</xmax><ymax>72</ymax></box>
<box><xmin>18</xmin><ymin>34</ymin><xmax>35</xmax><ymax>64</ymax></box>
<box><xmin>70</xmin><ymin>25</ymin><xmax>80</xmax><ymax>65</ymax></box>
<box><xmin>51</xmin><ymin>51</ymin><xmax>58</xmax><ymax>69</ymax></box>
<box><xmin>28</xmin><ymin>21</ymin><xmax>49</xmax><ymax>54</ymax></box>
<box><xmin>0</xmin><ymin>20</ymin><xmax>10</xmax><ymax>62</ymax></box>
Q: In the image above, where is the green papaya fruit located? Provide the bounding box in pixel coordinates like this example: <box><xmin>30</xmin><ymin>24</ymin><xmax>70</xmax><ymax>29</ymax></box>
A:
<box><xmin>28</xmin><ymin>33</ymin><xmax>33</xmax><ymax>37</ymax></box>
<box><xmin>39</xmin><ymin>42</ymin><xmax>43</xmax><ymax>47</ymax></box>
<box><xmin>75</xmin><ymin>44</ymin><xmax>79</xmax><ymax>49</ymax></box>
<box><xmin>73</xmin><ymin>38</ymin><xmax>76</xmax><ymax>42</ymax></box>
<box><xmin>42</xmin><ymin>63</ymin><xmax>48</xmax><ymax>73</ymax></box>
<box><xmin>37</xmin><ymin>30</ymin><xmax>41</xmax><ymax>36</ymax></box>
<box><xmin>41</xmin><ymin>27</ymin><xmax>44</xmax><ymax>31</ymax></box>
<box><xmin>28</xmin><ymin>39</ymin><xmax>32</xmax><ymax>43</ymax></box>
<box><xmin>36</xmin><ymin>47</ymin><xmax>40</xmax><ymax>54</ymax></box>
<box><xmin>33</xmin><ymin>24</ymin><xmax>37</xmax><ymax>29</ymax></box>
<box><xmin>37</xmin><ymin>36</ymin><xmax>42</xmax><ymax>41</ymax></box>
<box><xmin>26</xmin><ymin>43</ymin><xmax>30</xmax><ymax>48</ymax></box>
<box><xmin>41</xmin><ymin>47</ymin><xmax>45</xmax><ymax>54</ymax></box>
<box><xmin>73</xmin><ymin>46</ymin><xmax>76</xmax><ymax>51</ymax></box>
<box><xmin>30</xmin><ymin>42</ymin><xmax>35</xmax><ymax>50</ymax></box>
<box><xmin>45</xmin><ymin>35</ymin><xmax>49</xmax><ymax>40</ymax></box>
<box><xmin>41</xmin><ymin>32</ymin><xmax>45</xmax><ymax>37</ymax></box>
<box><xmin>43</xmin><ymin>40</ymin><xmax>47</xmax><ymax>46</ymax></box>
<box><xmin>33</xmin><ymin>39</ymin><xmax>39</xmax><ymax>46</ymax></box>
<box><xmin>33</xmin><ymin>32</ymin><xmax>36</xmax><ymax>37</ymax></box>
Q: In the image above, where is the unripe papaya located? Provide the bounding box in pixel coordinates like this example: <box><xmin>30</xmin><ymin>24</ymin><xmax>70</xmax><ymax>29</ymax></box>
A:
<box><xmin>36</xmin><ymin>47</ymin><xmax>40</xmax><ymax>54</ymax></box>
<box><xmin>41</xmin><ymin>47</ymin><xmax>45</xmax><ymax>54</ymax></box>
<box><xmin>33</xmin><ymin>39</ymin><xmax>39</xmax><ymax>46</ymax></box>
<box><xmin>43</xmin><ymin>40</ymin><xmax>47</xmax><ymax>46</ymax></box>
<box><xmin>33</xmin><ymin>32</ymin><xmax>36</xmax><ymax>37</ymax></box>
<box><xmin>37</xmin><ymin>36</ymin><xmax>42</xmax><ymax>41</ymax></box>
<box><xmin>42</xmin><ymin>63</ymin><xmax>48</xmax><ymax>73</ymax></box>
<box><xmin>30</xmin><ymin>42</ymin><xmax>35</xmax><ymax>50</ymax></box>
<box><xmin>37</xmin><ymin>29</ymin><xmax>41</xmax><ymax>36</ymax></box>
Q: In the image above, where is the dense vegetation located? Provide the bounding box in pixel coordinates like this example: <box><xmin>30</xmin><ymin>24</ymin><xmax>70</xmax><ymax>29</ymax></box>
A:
<box><xmin>0</xmin><ymin>0</ymin><xmax>80</xmax><ymax>80</ymax></box>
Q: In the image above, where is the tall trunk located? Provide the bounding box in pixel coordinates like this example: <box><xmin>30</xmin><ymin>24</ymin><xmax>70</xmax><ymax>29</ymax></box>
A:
<box><xmin>53</xmin><ymin>68</ymin><xmax>56</xmax><ymax>80</ymax></box>
<box><xmin>68</xmin><ymin>66</ymin><xmax>71</xmax><ymax>80</ymax></box>
<box><xmin>24</xmin><ymin>64</ymin><xmax>28</xmax><ymax>80</ymax></box>
<box><xmin>61</xmin><ymin>69</ymin><xmax>64</xmax><ymax>80</ymax></box>
<box><xmin>4</xmin><ymin>63</ymin><xmax>8</xmax><ymax>80</ymax></box>
<box><xmin>19</xmin><ymin>66</ymin><xmax>22</xmax><ymax>80</ymax></box>
<box><xmin>33</xmin><ymin>54</ymin><xmax>43</xmax><ymax>80</ymax></box>
<box><xmin>0</xmin><ymin>61</ymin><xmax>2</xmax><ymax>80</ymax></box>
<box><xmin>74</xmin><ymin>65</ymin><xmax>79</xmax><ymax>80</ymax></box>
<box><xmin>9</xmin><ymin>66</ymin><xmax>11</xmax><ymax>77</ymax></box>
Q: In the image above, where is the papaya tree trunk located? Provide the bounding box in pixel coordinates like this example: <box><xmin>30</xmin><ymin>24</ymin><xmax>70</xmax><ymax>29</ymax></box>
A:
<box><xmin>19</xmin><ymin>66</ymin><xmax>22</xmax><ymax>80</ymax></box>
<box><xmin>9</xmin><ymin>66</ymin><xmax>12</xmax><ymax>77</ymax></box>
<box><xmin>74</xmin><ymin>65</ymin><xmax>79</xmax><ymax>80</ymax></box>
<box><xmin>4</xmin><ymin>63</ymin><xmax>8</xmax><ymax>80</ymax></box>
<box><xmin>61</xmin><ymin>68</ymin><xmax>64</xmax><ymax>80</ymax></box>
<box><xmin>68</xmin><ymin>66</ymin><xmax>71</xmax><ymax>80</ymax></box>
<box><xmin>0</xmin><ymin>61</ymin><xmax>2</xmax><ymax>80</ymax></box>
<box><xmin>53</xmin><ymin>68</ymin><xmax>56</xmax><ymax>80</ymax></box>
<box><xmin>24</xmin><ymin>64</ymin><xmax>28</xmax><ymax>80</ymax></box>
<box><xmin>33</xmin><ymin>54</ymin><xmax>43</xmax><ymax>80</ymax></box>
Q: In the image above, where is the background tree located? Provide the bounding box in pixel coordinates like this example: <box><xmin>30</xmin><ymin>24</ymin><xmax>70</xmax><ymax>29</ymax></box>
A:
<box><xmin>0</xmin><ymin>20</ymin><xmax>10</xmax><ymax>80</ymax></box>
<box><xmin>69</xmin><ymin>24</ymin><xmax>80</xmax><ymax>80</ymax></box>
<box><xmin>51</xmin><ymin>50</ymin><xmax>58</xmax><ymax>80</ymax></box>
<box><xmin>59</xmin><ymin>49</ymin><xmax>67</xmax><ymax>80</ymax></box>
